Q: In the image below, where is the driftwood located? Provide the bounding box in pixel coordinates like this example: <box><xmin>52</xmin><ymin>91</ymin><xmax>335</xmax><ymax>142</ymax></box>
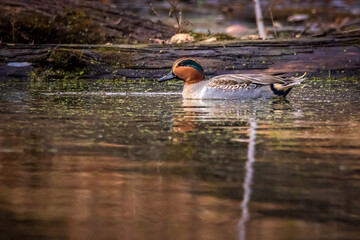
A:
<box><xmin>1</xmin><ymin>34</ymin><xmax>360</xmax><ymax>79</ymax></box>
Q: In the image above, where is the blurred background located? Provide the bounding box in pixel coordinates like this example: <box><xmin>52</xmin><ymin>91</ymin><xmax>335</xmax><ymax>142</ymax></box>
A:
<box><xmin>1</xmin><ymin>0</ymin><xmax>359</xmax><ymax>44</ymax></box>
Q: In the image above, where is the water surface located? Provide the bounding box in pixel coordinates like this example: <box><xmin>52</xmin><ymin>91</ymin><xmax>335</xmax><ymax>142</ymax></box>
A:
<box><xmin>0</xmin><ymin>78</ymin><xmax>360</xmax><ymax>240</ymax></box>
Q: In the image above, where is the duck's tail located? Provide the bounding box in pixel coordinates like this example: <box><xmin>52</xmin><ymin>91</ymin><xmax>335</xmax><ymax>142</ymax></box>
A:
<box><xmin>271</xmin><ymin>72</ymin><xmax>307</xmax><ymax>97</ymax></box>
<box><xmin>282</xmin><ymin>72</ymin><xmax>307</xmax><ymax>88</ymax></box>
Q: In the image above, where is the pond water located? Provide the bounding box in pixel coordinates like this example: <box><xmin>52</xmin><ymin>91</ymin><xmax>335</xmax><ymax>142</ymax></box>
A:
<box><xmin>0</xmin><ymin>78</ymin><xmax>360</xmax><ymax>240</ymax></box>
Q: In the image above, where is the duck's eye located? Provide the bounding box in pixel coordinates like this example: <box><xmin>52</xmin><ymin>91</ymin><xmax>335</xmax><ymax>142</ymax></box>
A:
<box><xmin>178</xmin><ymin>59</ymin><xmax>204</xmax><ymax>75</ymax></box>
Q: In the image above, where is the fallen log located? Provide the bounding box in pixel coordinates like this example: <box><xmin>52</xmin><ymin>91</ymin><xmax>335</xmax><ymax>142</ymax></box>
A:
<box><xmin>1</xmin><ymin>34</ymin><xmax>359</xmax><ymax>80</ymax></box>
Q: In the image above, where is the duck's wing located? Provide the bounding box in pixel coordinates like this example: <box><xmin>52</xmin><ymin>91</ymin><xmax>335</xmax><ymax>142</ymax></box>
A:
<box><xmin>208</xmin><ymin>73</ymin><xmax>306</xmax><ymax>89</ymax></box>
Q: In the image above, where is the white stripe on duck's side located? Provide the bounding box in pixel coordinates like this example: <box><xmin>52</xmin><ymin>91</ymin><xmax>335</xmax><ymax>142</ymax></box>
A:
<box><xmin>183</xmin><ymin>77</ymin><xmax>272</xmax><ymax>99</ymax></box>
<box><xmin>158</xmin><ymin>58</ymin><xmax>306</xmax><ymax>100</ymax></box>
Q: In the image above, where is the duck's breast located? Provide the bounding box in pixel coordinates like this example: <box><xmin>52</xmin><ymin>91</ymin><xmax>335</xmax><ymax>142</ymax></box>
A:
<box><xmin>182</xmin><ymin>81</ymin><xmax>208</xmax><ymax>98</ymax></box>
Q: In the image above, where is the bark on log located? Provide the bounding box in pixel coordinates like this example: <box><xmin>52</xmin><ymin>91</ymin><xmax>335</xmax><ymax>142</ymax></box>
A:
<box><xmin>1</xmin><ymin>34</ymin><xmax>360</xmax><ymax>79</ymax></box>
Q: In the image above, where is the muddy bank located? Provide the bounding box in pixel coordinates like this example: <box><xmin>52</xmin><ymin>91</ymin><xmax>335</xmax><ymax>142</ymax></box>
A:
<box><xmin>0</xmin><ymin>0</ymin><xmax>175</xmax><ymax>44</ymax></box>
<box><xmin>1</xmin><ymin>34</ymin><xmax>359</xmax><ymax>80</ymax></box>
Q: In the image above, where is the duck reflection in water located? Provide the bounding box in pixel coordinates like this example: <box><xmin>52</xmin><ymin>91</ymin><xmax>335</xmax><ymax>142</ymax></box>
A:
<box><xmin>172</xmin><ymin>99</ymin><xmax>294</xmax><ymax>134</ymax></box>
<box><xmin>170</xmin><ymin>99</ymin><xmax>280</xmax><ymax>240</ymax></box>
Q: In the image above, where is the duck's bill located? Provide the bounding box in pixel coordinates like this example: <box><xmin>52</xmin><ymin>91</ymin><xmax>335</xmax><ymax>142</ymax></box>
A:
<box><xmin>158</xmin><ymin>71</ymin><xmax>177</xmax><ymax>82</ymax></box>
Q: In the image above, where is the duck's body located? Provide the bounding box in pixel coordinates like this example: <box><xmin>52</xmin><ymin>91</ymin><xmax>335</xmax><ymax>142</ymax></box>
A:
<box><xmin>182</xmin><ymin>74</ymin><xmax>303</xmax><ymax>99</ymax></box>
<box><xmin>158</xmin><ymin>58</ymin><xmax>306</xmax><ymax>99</ymax></box>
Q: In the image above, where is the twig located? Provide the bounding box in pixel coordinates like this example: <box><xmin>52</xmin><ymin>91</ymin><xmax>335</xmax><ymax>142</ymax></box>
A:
<box><xmin>10</xmin><ymin>19</ymin><xmax>33</xmax><ymax>43</ymax></box>
<box><xmin>149</xmin><ymin>2</ymin><xmax>161</xmax><ymax>18</ymax></box>
<box><xmin>167</xmin><ymin>0</ymin><xmax>182</xmax><ymax>33</ymax></box>
<box><xmin>10</xmin><ymin>20</ymin><xmax>15</xmax><ymax>43</ymax></box>
<box><xmin>269</xmin><ymin>7</ymin><xmax>277</xmax><ymax>38</ymax></box>
<box><xmin>263</xmin><ymin>0</ymin><xmax>275</xmax><ymax>18</ymax></box>
<box><xmin>179</xmin><ymin>10</ymin><xmax>182</xmax><ymax>33</ymax></box>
